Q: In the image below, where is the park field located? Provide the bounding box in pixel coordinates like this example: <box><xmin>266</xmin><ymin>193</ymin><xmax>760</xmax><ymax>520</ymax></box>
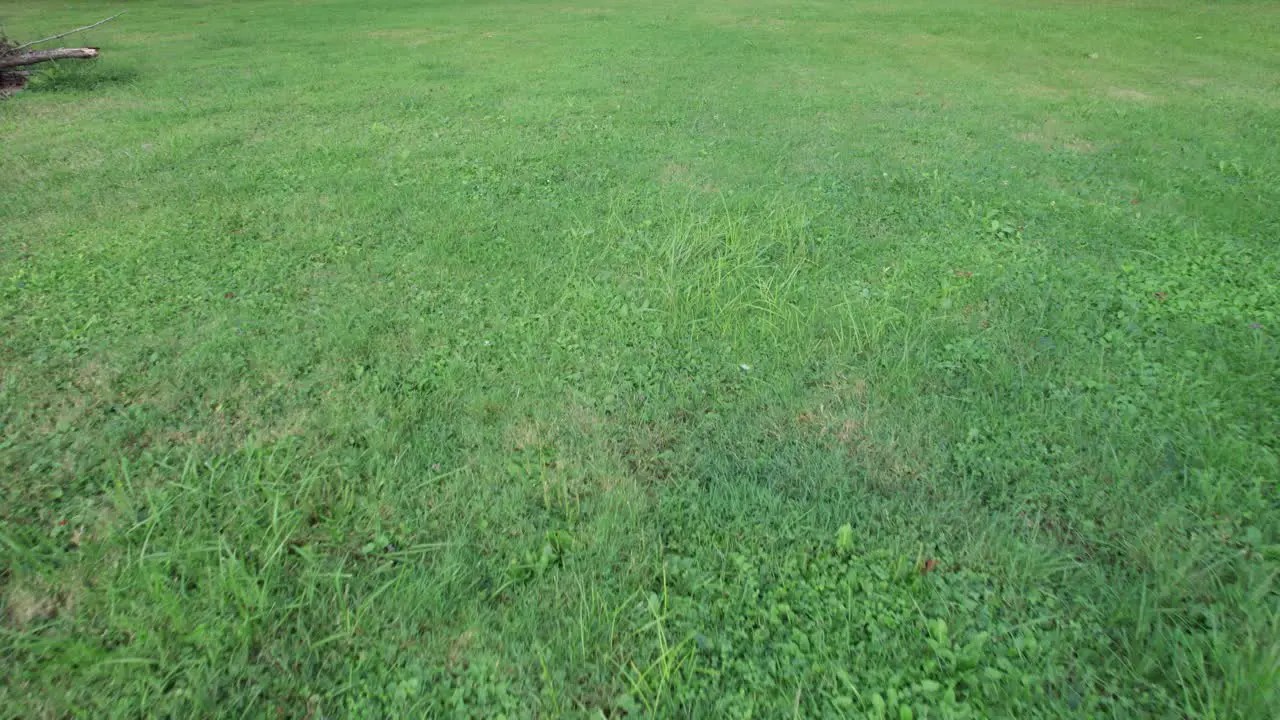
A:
<box><xmin>2</xmin><ymin>0</ymin><xmax>1278</xmax><ymax>715</ymax></box>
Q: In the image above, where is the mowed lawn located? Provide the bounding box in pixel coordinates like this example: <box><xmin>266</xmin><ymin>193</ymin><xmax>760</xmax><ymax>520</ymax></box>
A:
<box><xmin>2</xmin><ymin>0</ymin><xmax>1278</xmax><ymax>715</ymax></box>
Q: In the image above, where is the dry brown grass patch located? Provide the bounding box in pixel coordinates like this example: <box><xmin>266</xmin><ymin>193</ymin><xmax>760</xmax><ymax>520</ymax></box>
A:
<box><xmin>1016</xmin><ymin>117</ymin><xmax>1098</xmax><ymax>153</ymax></box>
<box><xmin>4</xmin><ymin>578</ymin><xmax>80</xmax><ymax>629</ymax></box>
<box><xmin>1108</xmin><ymin>87</ymin><xmax>1158</xmax><ymax>102</ymax></box>
<box><xmin>447</xmin><ymin>629</ymin><xmax>476</xmax><ymax>669</ymax></box>
<box><xmin>365</xmin><ymin>28</ymin><xmax>451</xmax><ymax>46</ymax></box>
<box><xmin>789</xmin><ymin>374</ymin><xmax>929</xmax><ymax>488</ymax></box>
<box><xmin>113</xmin><ymin>31</ymin><xmax>196</xmax><ymax>43</ymax></box>
<box><xmin>706</xmin><ymin>13</ymin><xmax>792</xmax><ymax>30</ymax></box>
<box><xmin>659</xmin><ymin>162</ymin><xmax>718</xmax><ymax>193</ymax></box>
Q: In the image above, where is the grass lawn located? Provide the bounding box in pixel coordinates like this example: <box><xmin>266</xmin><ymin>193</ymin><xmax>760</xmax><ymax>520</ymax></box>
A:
<box><xmin>2</xmin><ymin>0</ymin><xmax>1279</xmax><ymax>715</ymax></box>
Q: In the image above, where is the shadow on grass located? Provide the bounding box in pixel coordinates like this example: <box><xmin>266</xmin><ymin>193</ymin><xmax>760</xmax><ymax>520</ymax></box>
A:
<box><xmin>23</xmin><ymin>60</ymin><xmax>138</xmax><ymax>93</ymax></box>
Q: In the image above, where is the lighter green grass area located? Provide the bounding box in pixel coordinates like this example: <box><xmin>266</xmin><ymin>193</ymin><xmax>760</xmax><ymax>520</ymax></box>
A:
<box><xmin>2</xmin><ymin>0</ymin><xmax>1279</xmax><ymax>716</ymax></box>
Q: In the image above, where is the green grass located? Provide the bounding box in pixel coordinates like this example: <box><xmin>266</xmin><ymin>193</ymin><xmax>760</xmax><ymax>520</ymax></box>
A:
<box><xmin>2</xmin><ymin>0</ymin><xmax>1278</xmax><ymax>715</ymax></box>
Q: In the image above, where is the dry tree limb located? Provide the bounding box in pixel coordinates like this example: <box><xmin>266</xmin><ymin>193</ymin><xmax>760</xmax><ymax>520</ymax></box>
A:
<box><xmin>0</xmin><ymin>47</ymin><xmax>99</xmax><ymax>70</ymax></box>
<box><xmin>0</xmin><ymin>11</ymin><xmax>121</xmax><ymax>93</ymax></box>
<box><xmin>7</xmin><ymin>12</ymin><xmax>124</xmax><ymax>53</ymax></box>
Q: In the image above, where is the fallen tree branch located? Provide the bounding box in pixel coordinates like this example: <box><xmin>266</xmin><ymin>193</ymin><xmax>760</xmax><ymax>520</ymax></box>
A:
<box><xmin>0</xmin><ymin>12</ymin><xmax>121</xmax><ymax>96</ymax></box>
<box><xmin>0</xmin><ymin>47</ymin><xmax>99</xmax><ymax>70</ymax></box>
<box><xmin>8</xmin><ymin>12</ymin><xmax>124</xmax><ymax>53</ymax></box>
